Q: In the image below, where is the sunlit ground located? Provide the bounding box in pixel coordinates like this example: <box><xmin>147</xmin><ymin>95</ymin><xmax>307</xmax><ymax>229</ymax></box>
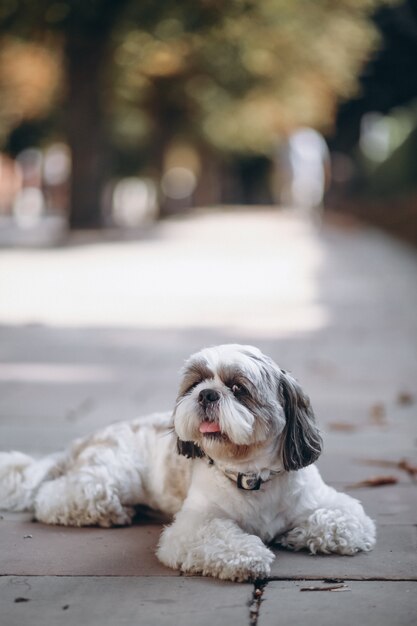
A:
<box><xmin>0</xmin><ymin>209</ymin><xmax>327</xmax><ymax>337</ymax></box>
<box><xmin>1</xmin><ymin>206</ymin><xmax>416</xmax><ymax>453</ymax></box>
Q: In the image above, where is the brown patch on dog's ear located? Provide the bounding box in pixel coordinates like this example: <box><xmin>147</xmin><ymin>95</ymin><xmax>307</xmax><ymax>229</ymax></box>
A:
<box><xmin>176</xmin><ymin>439</ymin><xmax>205</xmax><ymax>459</ymax></box>
<box><xmin>279</xmin><ymin>372</ymin><xmax>322</xmax><ymax>471</ymax></box>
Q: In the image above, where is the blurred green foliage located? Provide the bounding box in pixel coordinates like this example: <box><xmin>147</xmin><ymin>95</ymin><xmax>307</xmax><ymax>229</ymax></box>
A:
<box><xmin>0</xmin><ymin>1</ymin><xmax>387</xmax><ymax>153</ymax></box>
<box><xmin>0</xmin><ymin>0</ymin><xmax>391</xmax><ymax>224</ymax></box>
<box><xmin>111</xmin><ymin>0</ymin><xmax>387</xmax><ymax>157</ymax></box>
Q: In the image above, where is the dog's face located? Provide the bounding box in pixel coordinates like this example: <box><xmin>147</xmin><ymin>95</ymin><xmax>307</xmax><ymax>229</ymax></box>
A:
<box><xmin>174</xmin><ymin>344</ymin><xmax>322</xmax><ymax>470</ymax></box>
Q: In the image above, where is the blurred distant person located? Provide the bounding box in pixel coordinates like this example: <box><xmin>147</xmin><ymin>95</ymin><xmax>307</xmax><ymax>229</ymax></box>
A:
<box><xmin>275</xmin><ymin>127</ymin><xmax>330</xmax><ymax>220</ymax></box>
<box><xmin>0</xmin><ymin>154</ymin><xmax>22</xmax><ymax>216</ymax></box>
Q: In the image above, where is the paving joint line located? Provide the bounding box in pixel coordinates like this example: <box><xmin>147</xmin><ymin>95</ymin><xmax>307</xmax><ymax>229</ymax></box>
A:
<box><xmin>267</xmin><ymin>576</ymin><xmax>417</xmax><ymax>582</ymax></box>
<box><xmin>248</xmin><ymin>579</ymin><xmax>268</xmax><ymax>626</ymax></box>
<box><xmin>1</xmin><ymin>574</ymin><xmax>417</xmax><ymax>581</ymax></box>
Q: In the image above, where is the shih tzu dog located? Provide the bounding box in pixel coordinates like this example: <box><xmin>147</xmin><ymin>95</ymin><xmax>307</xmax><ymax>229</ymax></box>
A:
<box><xmin>0</xmin><ymin>344</ymin><xmax>375</xmax><ymax>581</ymax></box>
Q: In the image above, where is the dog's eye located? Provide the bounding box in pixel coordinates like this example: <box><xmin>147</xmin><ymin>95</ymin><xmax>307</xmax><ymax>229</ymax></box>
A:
<box><xmin>231</xmin><ymin>383</ymin><xmax>247</xmax><ymax>397</ymax></box>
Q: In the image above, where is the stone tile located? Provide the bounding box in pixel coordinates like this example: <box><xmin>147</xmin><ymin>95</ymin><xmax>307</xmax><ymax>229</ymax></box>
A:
<box><xmin>2</xmin><ymin>493</ymin><xmax>415</xmax><ymax>579</ymax></box>
<box><xmin>0</xmin><ymin>518</ymin><xmax>176</xmax><ymax>577</ymax></box>
<box><xmin>345</xmin><ymin>485</ymin><xmax>417</xmax><ymax>525</ymax></box>
<box><xmin>0</xmin><ymin>511</ymin><xmax>33</xmax><ymax>523</ymax></box>
<box><xmin>317</xmin><ymin>452</ymin><xmax>417</xmax><ymax>487</ymax></box>
<box><xmin>320</xmin><ymin>430</ymin><xmax>417</xmax><ymax>466</ymax></box>
<box><xmin>259</xmin><ymin>581</ymin><xmax>417</xmax><ymax>626</ymax></box>
<box><xmin>0</xmin><ymin>576</ymin><xmax>251</xmax><ymax>626</ymax></box>
<box><xmin>270</xmin><ymin>525</ymin><xmax>417</xmax><ymax>580</ymax></box>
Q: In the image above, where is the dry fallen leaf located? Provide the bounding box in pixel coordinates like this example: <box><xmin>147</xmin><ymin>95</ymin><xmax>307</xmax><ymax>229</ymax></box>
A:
<box><xmin>398</xmin><ymin>459</ymin><xmax>417</xmax><ymax>477</ymax></box>
<box><xmin>369</xmin><ymin>403</ymin><xmax>387</xmax><ymax>425</ymax></box>
<box><xmin>300</xmin><ymin>584</ymin><xmax>350</xmax><ymax>592</ymax></box>
<box><xmin>361</xmin><ymin>459</ymin><xmax>398</xmax><ymax>469</ymax></box>
<box><xmin>327</xmin><ymin>422</ymin><xmax>357</xmax><ymax>432</ymax></box>
<box><xmin>360</xmin><ymin>458</ymin><xmax>417</xmax><ymax>480</ymax></box>
<box><xmin>348</xmin><ymin>475</ymin><xmax>399</xmax><ymax>488</ymax></box>
<box><xmin>397</xmin><ymin>391</ymin><xmax>414</xmax><ymax>406</ymax></box>
<box><xmin>370</xmin><ymin>403</ymin><xmax>385</xmax><ymax>417</ymax></box>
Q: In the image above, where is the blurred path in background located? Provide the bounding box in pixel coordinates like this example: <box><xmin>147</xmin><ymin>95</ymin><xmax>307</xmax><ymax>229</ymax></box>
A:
<box><xmin>1</xmin><ymin>209</ymin><xmax>416</xmax><ymax>625</ymax></box>
<box><xmin>0</xmin><ymin>208</ymin><xmax>326</xmax><ymax>334</ymax></box>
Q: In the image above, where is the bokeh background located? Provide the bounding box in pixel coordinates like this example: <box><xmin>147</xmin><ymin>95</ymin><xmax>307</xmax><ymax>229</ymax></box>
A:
<box><xmin>0</xmin><ymin>0</ymin><xmax>416</xmax><ymax>244</ymax></box>
<box><xmin>0</xmin><ymin>0</ymin><xmax>416</xmax><ymax>450</ymax></box>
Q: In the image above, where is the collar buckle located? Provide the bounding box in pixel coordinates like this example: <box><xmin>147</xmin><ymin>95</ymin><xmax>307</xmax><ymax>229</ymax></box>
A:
<box><xmin>237</xmin><ymin>472</ymin><xmax>262</xmax><ymax>491</ymax></box>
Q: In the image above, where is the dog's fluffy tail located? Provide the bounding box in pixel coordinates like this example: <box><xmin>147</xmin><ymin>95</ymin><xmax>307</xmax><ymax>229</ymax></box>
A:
<box><xmin>0</xmin><ymin>451</ymin><xmax>65</xmax><ymax>512</ymax></box>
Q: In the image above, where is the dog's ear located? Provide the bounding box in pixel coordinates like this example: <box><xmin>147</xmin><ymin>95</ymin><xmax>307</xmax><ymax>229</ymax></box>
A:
<box><xmin>279</xmin><ymin>371</ymin><xmax>322</xmax><ymax>471</ymax></box>
<box><xmin>176</xmin><ymin>439</ymin><xmax>205</xmax><ymax>459</ymax></box>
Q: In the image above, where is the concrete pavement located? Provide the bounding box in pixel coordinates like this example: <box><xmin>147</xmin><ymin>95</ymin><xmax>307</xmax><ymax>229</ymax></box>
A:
<box><xmin>0</xmin><ymin>208</ymin><xmax>416</xmax><ymax>624</ymax></box>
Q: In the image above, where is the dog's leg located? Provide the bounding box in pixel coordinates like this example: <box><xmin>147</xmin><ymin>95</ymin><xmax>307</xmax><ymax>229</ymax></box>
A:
<box><xmin>0</xmin><ymin>451</ymin><xmax>66</xmax><ymax>511</ymax></box>
<box><xmin>34</xmin><ymin>468</ymin><xmax>135</xmax><ymax>527</ymax></box>
<box><xmin>34</xmin><ymin>437</ymin><xmax>148</xmax><ymax>527</ymax></box>
<box><xmin>157</xmin><ymin>510</ymin><xmax>275</xmax><ymax>581</ymax></box>
<box><xmin>0</xmin><ymin>445</ymin><xmax>137</xmax><ymax>526</ymax></box>
<box><xmin>280</xmin><ymin>492</ymin><xmax>376</xmax><ymax>555</ymax></box>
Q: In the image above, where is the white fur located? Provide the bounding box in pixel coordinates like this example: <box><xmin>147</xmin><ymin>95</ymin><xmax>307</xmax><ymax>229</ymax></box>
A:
<box><xmin>0</xmin><ymin>345</ymin><xmax>376</xmax><ymax>582</ymax></box>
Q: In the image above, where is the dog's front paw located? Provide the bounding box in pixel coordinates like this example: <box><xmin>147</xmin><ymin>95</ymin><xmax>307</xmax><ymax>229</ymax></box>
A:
<box><xmin>177</xmin><ymin>542</ymin><xmax>274</xmax><ymax>582</ymax></box>
<box><xmin>282</xmin><ymin>508</ymin><xmax>376</xmax><ymax>555</ymax></box>
<box><xmin>157</xmin><ymin>517</ymin><xmax>275</xmax><ymax>581</ymax></box>
<box><xmin>216</xmin><ymin>544</ymin><xmax>275</xmax><ymax>582</ymax></box>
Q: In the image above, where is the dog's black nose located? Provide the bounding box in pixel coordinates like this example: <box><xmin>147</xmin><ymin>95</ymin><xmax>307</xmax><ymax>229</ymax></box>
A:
<box><xmin>198</xmin><ymin>389</ymin><xmax>220</xmax><ymax>405</ymax></box>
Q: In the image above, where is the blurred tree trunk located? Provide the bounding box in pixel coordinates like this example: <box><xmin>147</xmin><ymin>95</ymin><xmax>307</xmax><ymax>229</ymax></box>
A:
<box><xmin>65</xmin><ymin>31</ymin><xmax>109</xmax><ymax>229</ymax></box>
<box><xmin>193</xmin><ymin>145</ymin><xmax>222</xmax><ymax>207</ymax></box>
<box><xmin>63</xmin><ymin>0</ymin><xmax>130</xmax><ymax>229</ymax></box>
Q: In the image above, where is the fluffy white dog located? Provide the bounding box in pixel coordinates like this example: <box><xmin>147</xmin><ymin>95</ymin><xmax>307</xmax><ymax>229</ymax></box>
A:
<box><xmin>0</xmin><ymin>344</ymin><xmax>375</xmax><ymax>581</ymax></box>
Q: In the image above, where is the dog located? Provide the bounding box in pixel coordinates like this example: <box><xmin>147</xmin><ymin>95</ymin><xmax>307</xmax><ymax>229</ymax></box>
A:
<box><xmin>0</xmin><ymin>344</ymin><xmax>375</xmax><ymax>581</ymax></box>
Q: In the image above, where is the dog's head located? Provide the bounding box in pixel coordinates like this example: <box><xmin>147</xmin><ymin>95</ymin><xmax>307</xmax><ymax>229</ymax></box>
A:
<box><xmin>174</xmin><ymin>344</ymin><xmax>322</xmax><ymax>471</ymax></box>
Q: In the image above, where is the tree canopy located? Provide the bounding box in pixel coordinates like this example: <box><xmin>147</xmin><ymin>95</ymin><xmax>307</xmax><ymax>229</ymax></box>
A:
<box><xmin>111</xmin><ymin>0</ymin><xmax>387</xmax><ymax>156</ymax></box>
<box><xmin>0</xmin><ymin>0</ymin><xmax>390</xmax><ymax>225</ymax></box>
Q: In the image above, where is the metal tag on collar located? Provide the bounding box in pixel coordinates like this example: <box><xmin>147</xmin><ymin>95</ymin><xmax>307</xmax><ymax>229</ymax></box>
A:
<box><xmin>237</xmin><ymin>472</ymin><xmax>262</xmax><ymax>491</ymax></box>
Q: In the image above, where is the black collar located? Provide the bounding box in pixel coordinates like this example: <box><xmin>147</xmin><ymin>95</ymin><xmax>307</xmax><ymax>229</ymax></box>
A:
<box><xmin>176</xmin><ymin>438</ymin><xmax>282</xmax><ymax>490</ymax></box>
<box><xmin>212</xmin><ymin>461</ymin><xmax>282</xmax><ymax>491</ymax></box>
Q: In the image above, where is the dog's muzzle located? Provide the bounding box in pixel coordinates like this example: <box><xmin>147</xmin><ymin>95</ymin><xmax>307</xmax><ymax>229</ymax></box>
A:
<box><xmin>198</xmin><ymin>389</ymin><xmax>220</xmax><ymax>408</ymax></box>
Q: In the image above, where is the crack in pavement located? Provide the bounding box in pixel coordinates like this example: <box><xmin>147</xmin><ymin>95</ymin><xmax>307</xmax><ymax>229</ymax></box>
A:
<box><xmin>248</xmin><ymin>579</ymin><xmax>267</xmax><ymax>626</ymax></box>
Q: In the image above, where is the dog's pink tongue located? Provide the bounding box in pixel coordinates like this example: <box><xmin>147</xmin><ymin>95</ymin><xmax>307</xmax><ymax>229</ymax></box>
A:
<box><xmin>199</xmin><ymin>421</ymin><xmax>221</xmax><ymax>434</ymax></box>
